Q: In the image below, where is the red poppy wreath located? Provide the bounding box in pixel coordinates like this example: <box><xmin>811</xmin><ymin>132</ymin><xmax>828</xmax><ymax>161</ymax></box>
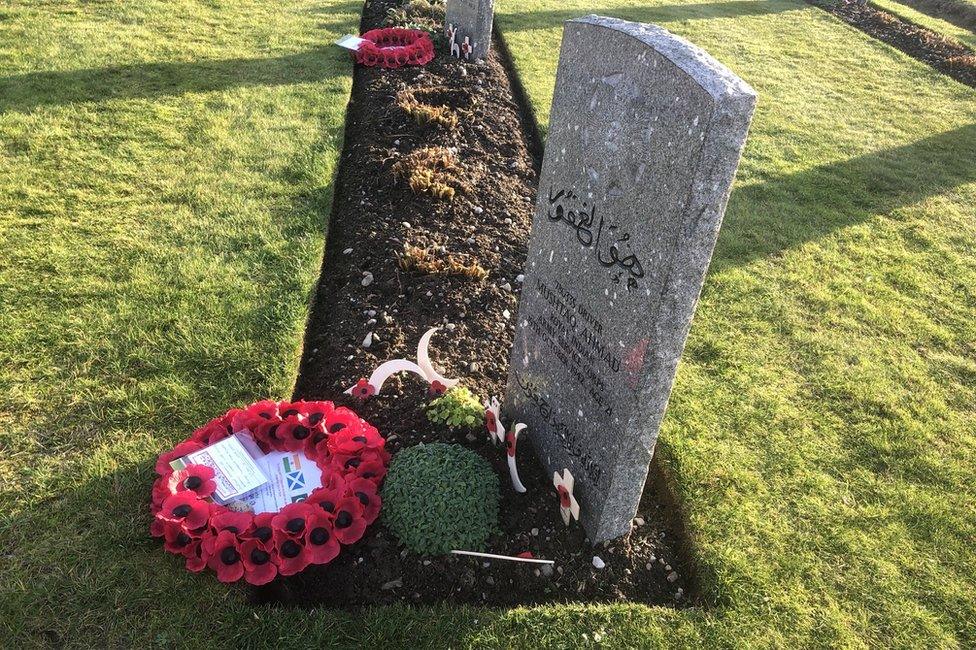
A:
<box><xmin>355</xmin><ymin>27</ymin><xmax>435</xmax><ymax>68</ymax></box>
<box><xmin>150</xmin><ymin>400</ymin><xmax>388</xmax><ymax>584</ymax></box>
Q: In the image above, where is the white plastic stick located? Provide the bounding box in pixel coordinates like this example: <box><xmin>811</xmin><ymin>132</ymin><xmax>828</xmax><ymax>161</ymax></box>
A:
<box><xmin>450</xmin><ymin>550</ymin><xmax>554</xmax><ymax>565</ymax></box>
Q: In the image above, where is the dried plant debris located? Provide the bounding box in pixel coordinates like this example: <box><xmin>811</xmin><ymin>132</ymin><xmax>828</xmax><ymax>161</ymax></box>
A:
<box><xmin>385</xmin><ymin>0</ymin><xmax>445</xmax><ymax>32</ymax></box>
<box><xmin>396</xmin><ymin>86</ymin><xmax>472</xmax><ymax>129</ymax></box>
<box><xmin>391</xmin><ymin>146</ymin><xmax>469</xmax><ymax>200</ymax></box>
<box><xmin>399</xmin><ymin>244</ymin><xmax>488</xmax><ymax>280</ymax></box>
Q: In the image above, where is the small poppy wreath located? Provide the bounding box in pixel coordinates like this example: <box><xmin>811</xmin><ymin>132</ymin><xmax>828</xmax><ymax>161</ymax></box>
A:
<box><xmin>355</xmin><ymin>27</ymin><xmax>435</xmax><ymax>68</ymax></box>
<box><xmin>150</xmin><ymin>400</ymin><xmax>389</xmax><ymax>585</ymax></box>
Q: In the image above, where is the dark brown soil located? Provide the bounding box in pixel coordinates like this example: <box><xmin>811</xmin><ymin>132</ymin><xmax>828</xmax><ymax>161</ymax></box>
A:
<box><xmin>252</xmin><ymin>0</ymin><xmax>690</xmax><ymax>608</ymax></box>
<box><xmin>811</xmin><ymin>0</ymin><xmax>976</xmax><ymax>88</ymax></box>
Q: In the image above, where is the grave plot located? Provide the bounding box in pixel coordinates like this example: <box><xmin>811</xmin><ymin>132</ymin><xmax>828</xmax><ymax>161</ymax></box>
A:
<box><xmin>243</xmin><ymin>0</ymin><xmax>754</xmax><ymax>607</ymax></box>
<box><xmin>263</xmin><ymin>0</ymin><xmax>690</xmax><ymax>607</ymax></box>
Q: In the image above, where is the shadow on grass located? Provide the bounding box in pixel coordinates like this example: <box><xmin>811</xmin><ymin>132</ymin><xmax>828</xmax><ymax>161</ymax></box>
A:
<box><xmin>497</xmin><ymin>0</ymin><xmax>802</xmax><ymax>31</ymax></box>
<box><xmin>0</xmin><ymin>47</ymin><xmax>347</xmax><ymax>114</ymax></box>
<box><xmin>714</xmin><ymin>123</ymin><xmax>976</xmax><ymax>268</ymax></box>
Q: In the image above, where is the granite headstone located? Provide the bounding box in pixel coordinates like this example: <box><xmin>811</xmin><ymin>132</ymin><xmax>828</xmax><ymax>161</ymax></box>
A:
<box><xmin>503</xmin><ymin>16</ymin><xmax>756</xmax><ymax>543</ymax></box>
<box><xmin>445</xmin><ymin>0</ymin><xmax>493</xmax><ymax>62</ymax></box>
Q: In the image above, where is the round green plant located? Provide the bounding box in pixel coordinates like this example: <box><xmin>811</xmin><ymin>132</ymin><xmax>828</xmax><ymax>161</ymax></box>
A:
<box><xmin>382</xmin><ymin>443</ymin><xmax>499</xmax><ymax>555</ymax></box>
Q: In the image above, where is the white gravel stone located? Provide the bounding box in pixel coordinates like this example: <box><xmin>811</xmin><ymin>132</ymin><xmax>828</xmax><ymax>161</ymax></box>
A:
<box><xmin>667</xmin><ymin>571</ymin><xmax>679</xmax><ymax>583</ymax></box>
<box><xmin>362</xmin><ymin>332</ymin><xmax>373</xmax><ymax>348</ymax></box>
<box><xmin>343</xmin><ymin>248</ymin><xmax>353</xmax><ymax>255</ymax></box>
<box><xmin>361</xmin><ymin>271</ymin><xmax>373</xmax><ymax>286</ymax></box>
<box><xmin>531</xmin><ymin>527</ymin><xmax>539</xmax><ymax>536</ymax></box>
<box><xmin>592</xmin><ymin>556</ymin><xmax>606</xmax><ymax>570</ymax></box>
<box><xmin>515</xmin><ymin>274</ymin><xmax>525</xmax><ymax>283</ymax></box>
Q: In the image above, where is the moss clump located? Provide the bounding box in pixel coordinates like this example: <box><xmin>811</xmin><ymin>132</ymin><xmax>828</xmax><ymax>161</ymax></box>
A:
<box><xmin>382</xmin><ymin>443</ymin><xmax>498</xmax><ymax>555</ymax></box>
<box><xmin>426</xmin><ymin>386</ymin><xmax>484</xmax><ymax>428</ymax></box>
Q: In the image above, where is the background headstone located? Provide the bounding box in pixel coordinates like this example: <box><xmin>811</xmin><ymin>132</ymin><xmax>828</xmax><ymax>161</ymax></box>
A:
<box><xmin>503</xmin><ymin>15</ymin><xmax>756</xmax><ymax>543</ymax></box>
<box><xmin>445</xmin><ymin>0</ymin><xmax>493</xmax><ymax>62</ymax></box>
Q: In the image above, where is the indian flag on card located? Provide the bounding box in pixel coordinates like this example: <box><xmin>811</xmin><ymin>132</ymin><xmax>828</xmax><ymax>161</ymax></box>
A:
<box><xmin>238</xmin><ymin>450</ymin><xmax>323</xmax><ymax>514</ymax></box>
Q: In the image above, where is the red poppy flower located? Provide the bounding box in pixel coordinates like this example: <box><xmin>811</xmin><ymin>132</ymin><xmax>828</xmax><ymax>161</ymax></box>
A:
<box><xmin>155</xmin><ymin>440</ymin><xmax>203</xmax><ymax>475</ymax></box>
<box><xmin>246</xmin><ymin>512</ymin><xmax>276</xmax><ymax>551</ymax></box>
<box><xmin>276</xmin><ymin>417</ymin><xmax>314</xmax><ymax>451</ymax></box>
<box><xmin>324</xmin><ymin>407</ymin><xmax>363</xmax><ymax>438</ymax></box>
<box><xmin>167</xmin><ymin>464</ymin><xmax>217</xmax><ymax>498</ymax></box>
<box><xmin>332</xmin><ymin>496</ymin><xmax>367</xmax><ymax>545</ymax></box>
<box><xmin>352</xmin><ymin>458</ymin><xmax>387</xmax><ymax>485</ymax></box>
<box><xmin>485</xmin><ymin>408</ymin><xmax>498</xmax><ymax>435</ymax></box>
<box><xmin>271</xmin><ymin>502</ymin><xmax>317</xmax><ymax>539</ymax></box>
<box><xmin>330</xmin><ymin>446</ymin><xmax>389</xmax><ymax>477</ymax></box>
<box><xmin>205</xmin><ymin>530</ymin><xmax>244</xmax><ymax>582</ymax></box>
<box><xmin>191</xmin><ymin>416</ymin><xmax>232</xmax><ymax>445</ymax></box>
<box><xmin>241</xmin><ymin>538</ymin><xmax>278</xmax><ymax>585</ymax></box>
<box><xmin>159</xmin><ymin>492</ymin><xmax>210</xmax><ymax>530</ymax></box>
<box><xmin>307</xmin><ymin>482</ymin><xmax>345</xmax><ymax>519</ymax></box>
<box><xmin>328</xmin><ymin>420</ymin><xmax>383</xmax><ymax>456</ymax></box>
<box><xmin>304</xmin><ymin>510</ymin><xmax>340</xmax><ymax>565</ymax></box>
<box><xmin>230</xmin><ymin>399</ymin><xmax>280</xmax><ymax>436</ymax></box>
<box><xmin>505</xmin><ymin>429</ymin><xmax>517</xmax><ymax>458</ymax></box>
<box><xmin>163</xmin><ymin>520</ymin><xmax>202</xmax><ymax>555</ymax></box>
<box><xmin>151</xmin><ymin>475</ymin><xmax>172</xmax><ymax>508</ymax></box>
<box><xmin>275</xmin><ymin>535</ymin><xmax>310</xmax><ymax>576</ymax></box>
<box><xmin>185</xmin><ymin>533</ymin><xmax>210</xmax><ymax>572</ymax></box>
<box><xmin>210</xmin><ymin>507</ymin><xmax>252</xmax><ymax>535</ymax></box>
<box><xmin>557</xmin><ymin>485</ymin><xmax>571</xmax><ymax>508</ymax></box>
<box><xmin>347</xmin><ymin>477</ymin><xmax>382</xmax><ymax>524</ymax></box>
<box><xmin>428</xmin><ymin>380</ymin><xmax>447</xmax><ymax>397</ymax></box>
<box><xmin>351</xmin><ymin>378</ymin><xmax>376</xmax><ymax>399</ymax></box>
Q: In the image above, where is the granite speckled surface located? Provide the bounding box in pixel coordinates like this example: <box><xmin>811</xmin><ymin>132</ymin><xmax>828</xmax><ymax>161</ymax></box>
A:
<box><xmin>504</xmin><ymin>15</ymin><xmax>756</xmax><ymax>543</ymax></box>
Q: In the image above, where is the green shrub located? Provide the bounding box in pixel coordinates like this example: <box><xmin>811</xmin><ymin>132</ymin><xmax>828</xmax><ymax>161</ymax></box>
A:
<box><xmin>426</xmin><ymin>385</ymin><xmax>483</xmax><ymax>429</ymax></box>
<box><xmin>382</xmin><ymin>443</ymin><xmax>499</xmax><ymax>555</ymax></box>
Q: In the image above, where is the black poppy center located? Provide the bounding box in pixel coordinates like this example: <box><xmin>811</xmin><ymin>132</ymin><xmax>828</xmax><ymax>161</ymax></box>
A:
<box><xmin>344</xmin><ymin>457</ymin><xmax>361</xmax><ymax>469</ymax></box>
<box><xmin>259</xmin><ymin>412</ymin><xmax>272</xmax><ymax>419</ymax></box>
<box><xmin>336</xmin><ymin>511</ymin><xmax>353</xmax><ymax>528</ymax></box>
<box><xmin>220</xmin><ymin>547</ymin><xmax>240</xmax><ymax>565</ymax></box>
<box><xmin>286</xmin><ymin>518</ymin><xmax>305</xmax><ymax>534</ymax></box>
<box><xmin>282</xmin><ymin>409</ymin><xmax>299</xmax><ymax>417</ymax></box>
<box><xmin>172</xmin><ymin>504</ymin><xmax>192</xmax><ymax>518</ymax></box>
<box><xmin>319</xmin><ymin>500</ymin><xmax>335</xmax><ymax>513</ymax></box>
<box><xmin>308</xmin><ymin>412</ymin><xmax>324</xmax><ymax>426</ymax></box>
<box><xmin>293</xmin><ymin>425</ymin><xmax>310</xmax><ymax>440</ymax></box>
<box><xmin>329</xmin><ymin>422</ymin><xmax>346</xmax><ymax>433</ymax></box>
<box><xmin>355</xmin><ymin>491</ymin><xmax>370</xmax><ymax>506</ymax></box>
<box><xmin>175</xmin><ymin>533</ymin><xmax>192</xmax><ymax>547</ymax></box>
<box><xmin>225</xmin><ymin>526</ymin><xmax>240</xmax><ymax>534</ymax></box>
<box><xmin>310</xmin><ymin>527</ymin><xmax>330</xmax><ymax>545</ymax></box>
<box><xmin>254</xmin><ymin>526</ymin><xmax>272</xmax><ymax>542</ymax></box>
<box><xmin>250</xmin><ymin>548</ymin><xmax>270</xmax><ymax>565</ymax></box>
<box><xmin>184</xmin><ymin>476</ymin><xmax>202</xmax><ymax>490</ymax></box>
<box><xmin>281</xmin><ymin>540</ymin><xmax>301</xmax><ymax>558</ymax></box>
<box><xmin>352</xmin><ymin>435</ymin><xmax>367</xmax><ymax>444</ymax></box>
<box><xmin>362</xmin><ymin>471</ymin><xmax>376</xmax><ymax>479</ymax></box>
<box><xmin>267</xmin><ymin>424</ymin><xmax>280</xmax><ymax>439</ymax></box>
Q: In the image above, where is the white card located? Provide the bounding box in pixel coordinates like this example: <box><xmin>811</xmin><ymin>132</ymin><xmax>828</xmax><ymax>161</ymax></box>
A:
<box><xmin>183</xmin><ymin>434</ymin><xmax>268</xmax><ymax>503</ymax></box>
<box><xmin>238</xmin><ymin>450</ymin><xmax>323</xmax><ymax>514</ymax></box>
<box><xmin>335</xmin><ymin>34</ymin><xmax>366</xmax><ymax>51</ymax></box>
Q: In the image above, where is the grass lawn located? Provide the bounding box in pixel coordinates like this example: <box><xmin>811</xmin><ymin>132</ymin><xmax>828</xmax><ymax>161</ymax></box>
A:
<box><xmin>870</xmin><ymin>0</ymin><xmax>976</xmax><ymax>48</ymax></box>
<box><xmin>2</xmin><ymin>0</ymin><xmax>976</xmax><ymax>647</ymax></box>
<box><xmin>496</xmin><ymin>0</ymin><xmax>976</xmax><ymax>646</ymax></box>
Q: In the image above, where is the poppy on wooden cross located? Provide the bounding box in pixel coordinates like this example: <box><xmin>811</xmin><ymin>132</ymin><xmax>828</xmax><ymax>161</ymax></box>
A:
<box><xmin>344</xmin><ymin>327</ymin><xmax>459</xmax><ymax>398</ymax></box>
<box><xmin>552</xmin><ymin>469</ymin><xmax>580</xmax><ymax>525</ymax></box>
<box><xmin>484</xmin><ymin>396</ymin><xmax>505</xmax><ymax>445</ymax></box>
<box><xmin>505</xmin><ymin>423</ymin><xmax>527</xmax><ymax>493</ymax></box>
<box><xmin>460</xmin><ymin>37</ymin><xmax>473</xmax><ymax>61</ymax></box>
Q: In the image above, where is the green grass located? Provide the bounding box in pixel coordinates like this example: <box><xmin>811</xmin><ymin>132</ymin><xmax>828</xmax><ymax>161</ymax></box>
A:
<box><xmin>3</xmin><ymin>0</ymin><xmax>976</xmax><ymax>647</ymax></box>
<box><xmin>498</xmin><ymin>0</ymin><xmax>976</xmax><ymax>646</ymax></box>
<box><xmin>870</xmin><ymin>0</ymin><xmax>976</xmax><ymax>48</ymax></box>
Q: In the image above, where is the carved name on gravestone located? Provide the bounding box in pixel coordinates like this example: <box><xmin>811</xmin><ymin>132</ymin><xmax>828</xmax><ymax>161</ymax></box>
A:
<box><xmin>445</xmin><ymin>0</ymin><xmax>493</xmax><ymax>62</ymax></box>
<box><xmin>504</xmin><ymin>16</ymin><xmax>756</xmax><ymax>543</ymax></box>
